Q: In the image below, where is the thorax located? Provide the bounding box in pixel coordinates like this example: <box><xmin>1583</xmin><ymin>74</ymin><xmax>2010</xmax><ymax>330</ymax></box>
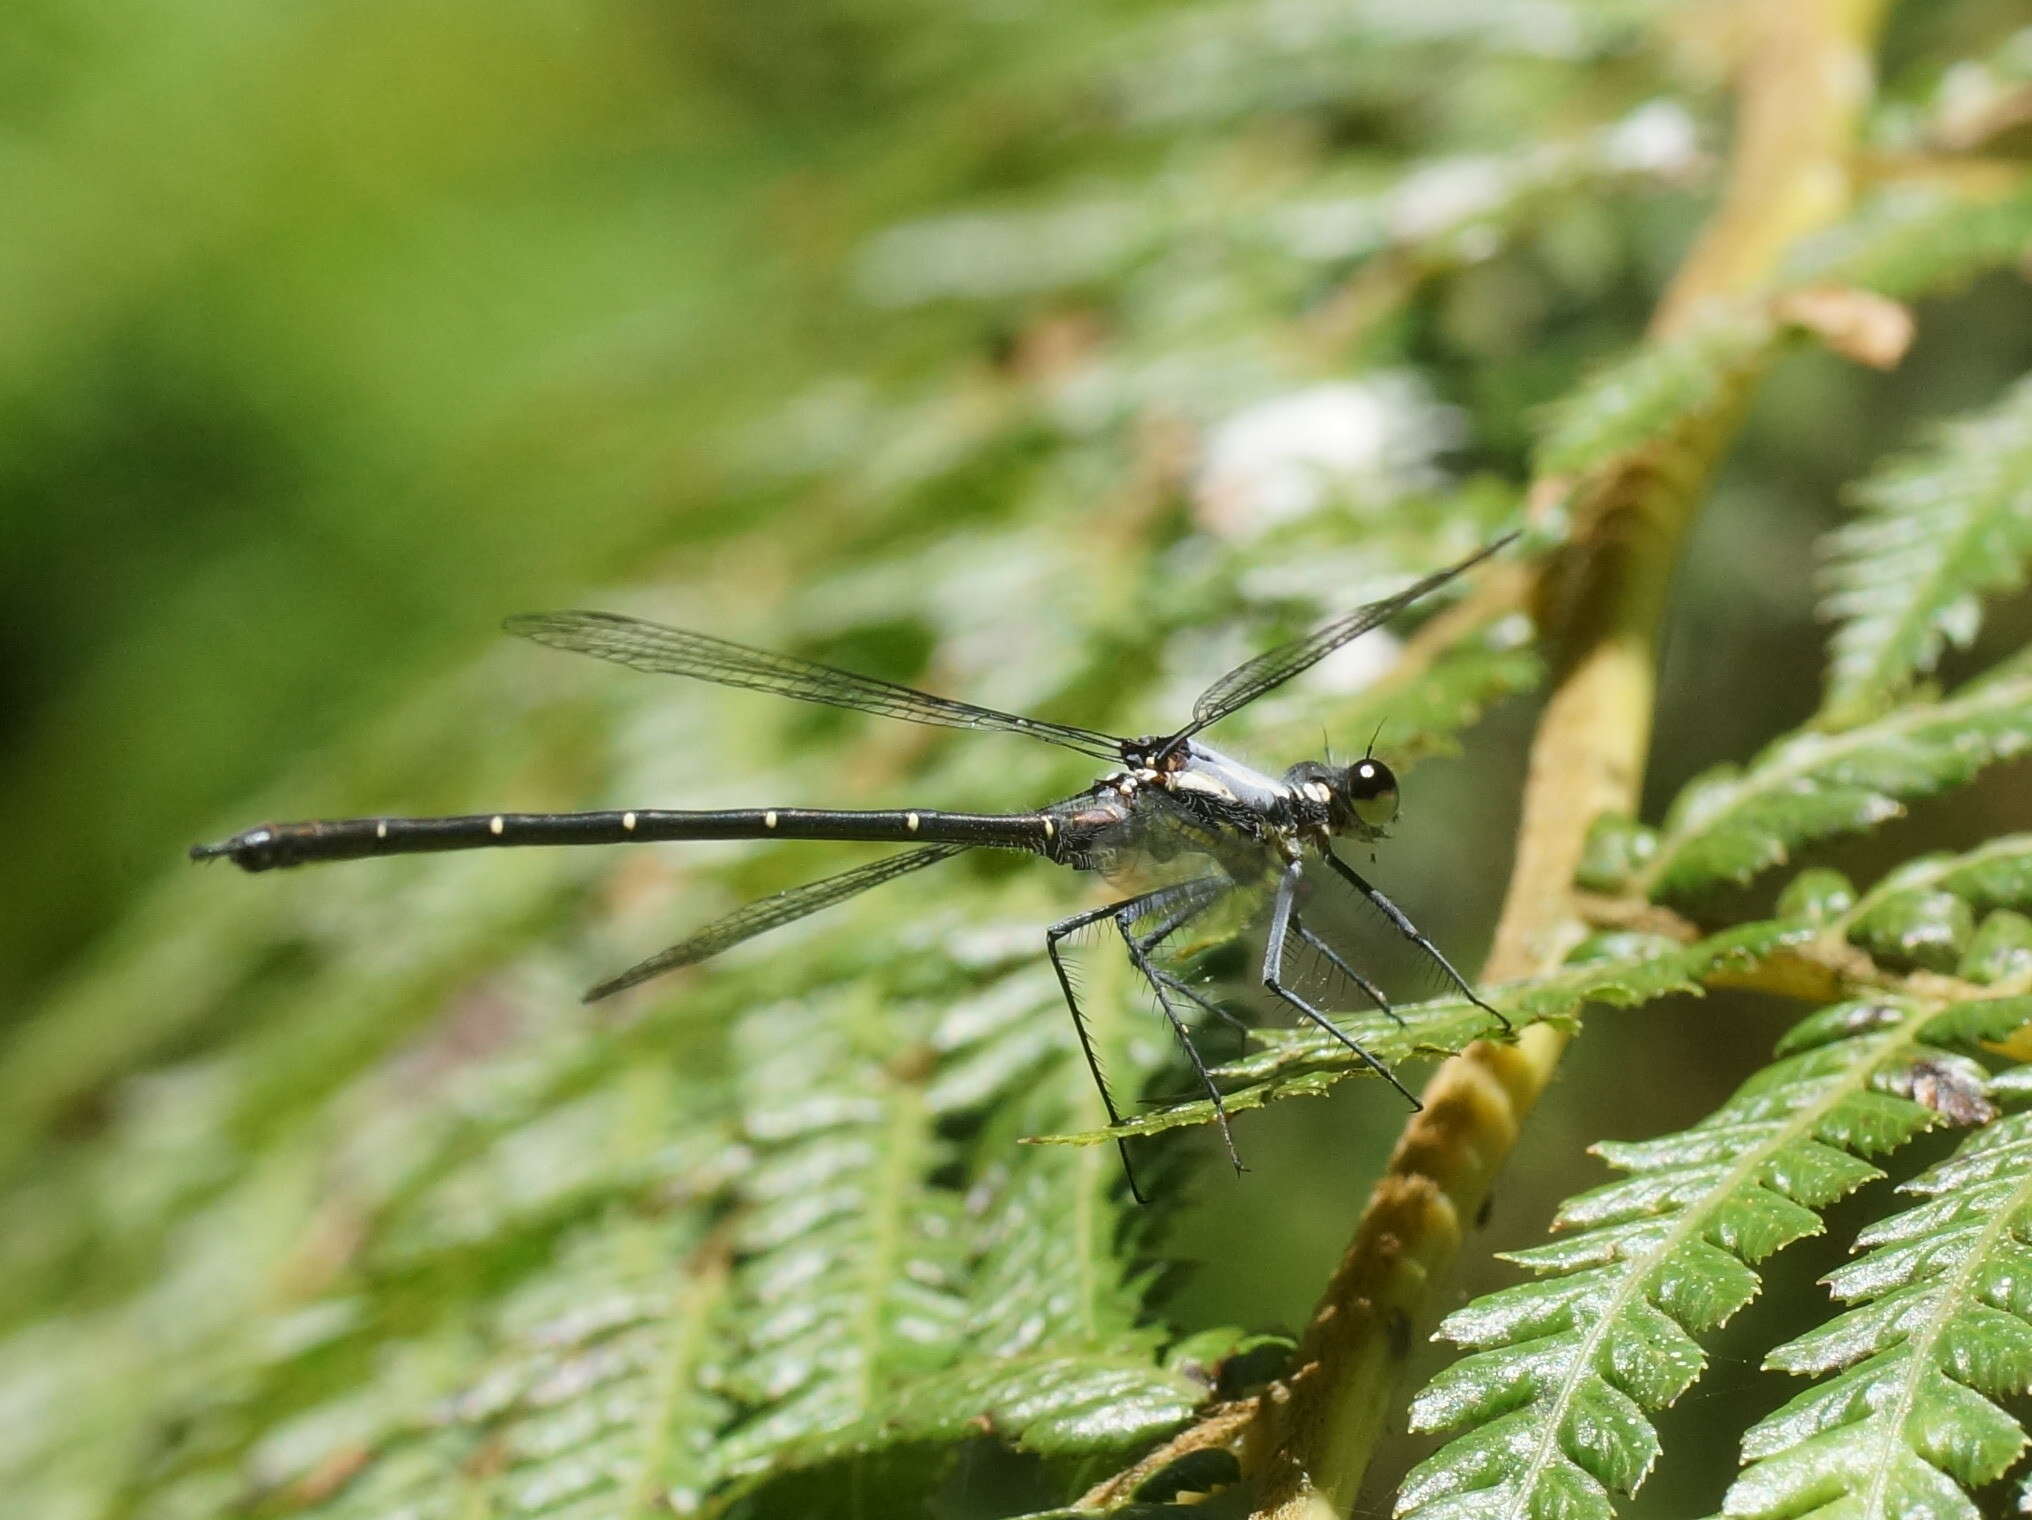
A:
<box><xmin>1046</xmin><ymin>739</ymin><xmax>1324</xmax><ymax>880</ymax></box>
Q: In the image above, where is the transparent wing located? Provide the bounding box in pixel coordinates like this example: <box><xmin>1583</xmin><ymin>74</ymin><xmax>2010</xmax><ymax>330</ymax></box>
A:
<box><xmin>1180</xmin><ymin>532</ymin><xmax>1518</xmax><ymax>737</ymax></box>
<box><xmin>507</xmin><ymin>611</ymin><xmax>1123</xmax><ymax>760</ymax></box>
<box><xmin>584</xmin><ymin>844</ymin><xmax>966</xmax><ymax>1000</ymax></box>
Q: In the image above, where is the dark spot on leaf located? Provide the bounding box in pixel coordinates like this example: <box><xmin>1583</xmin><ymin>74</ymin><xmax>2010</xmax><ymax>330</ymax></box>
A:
<box><xmin>461</xmin><ymin>1434</ymin><xmax>509</xmax><ymax>1481</ymax></box>
<box><xmin>1901</xmin><ymin>1058</ymin><xmax>1997</xmax><ymax>1126</ymax></box>
<box><xmin>1386</xmin><ymin>1307</ymin><xmax>1413</xmax><ymax>1361</ymax></box>
<box><xmin>886</xmin><ymin>1042</ymin><xmax>939</xmax><ymax>1083</ymax></box>
<box><xmin>51</xmin><ymin>1083</ymin><xmax>115</xmax><ymax>1144</ymax></box>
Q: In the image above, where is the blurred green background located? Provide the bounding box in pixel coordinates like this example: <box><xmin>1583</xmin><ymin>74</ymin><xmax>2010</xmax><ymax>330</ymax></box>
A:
<box><xmin>6</xmin><ymin>0</ymin><xmax>2032</xmax><ymax>1512</ymax></box>
<box><xmin>4</xmin><ymin>0</ymin><xmax>993</xmax><ymax>1000</ymax></box>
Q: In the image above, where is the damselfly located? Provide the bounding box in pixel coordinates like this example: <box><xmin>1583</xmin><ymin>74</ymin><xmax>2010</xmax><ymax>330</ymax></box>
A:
<box><xmin>195</xmin><ymin>535</ymin><xmax>1517</xmax><ymax>1192</ymax></box>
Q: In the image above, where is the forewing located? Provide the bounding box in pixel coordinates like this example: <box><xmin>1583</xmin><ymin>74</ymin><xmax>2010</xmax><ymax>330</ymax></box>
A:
<box><xmin>584</xmin><ymin>844</ymin><xmax>966</xmax><ymax>1000</ymax></box>
<box><xmin>1185</xmin><ymin>532</ymin><xmax>1518</xmax><ymax>733</ymax></box>
<box><xmin>507</xmin><ymin>610</ymin><xmax>1122</xmax><ymax>759</ymax></box>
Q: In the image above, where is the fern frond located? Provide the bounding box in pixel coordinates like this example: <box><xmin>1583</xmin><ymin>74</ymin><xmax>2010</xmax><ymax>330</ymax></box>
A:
<box><xmin>699</xmin><ymin>996</ymin><xmax>976</xmax><ymax>1484</ymax></box>
<box><xmin>290</xmin><ymin>1214</ymin><xmax>736</xmax><ymax>1520</ymax></box>
<box><xmin>1820</xmin><ymin>375</ymin><xmax>2032</xmax><ymax>725</ymax></box>
<box><xmin>1834</xmin><ymin>834</ymin><xmax>2032</xmax><ymax>975</ymax></box>
<box><xmin>1964</xmin><ymin>909</ymin><xmax>2032</xmax><ymax>989</ymax></box>
<box><xmin>700</xmin><ymin>970</ymin><xmax>1197</xmax><ymax>1503</ymax></box>
<box><xmin>1717</xmin><ymin>1104</ymin><xmax>2032</xmax><ymax>1519</ymax></box>
<box><xmin>1794</xmin><ymin>180</ymin><xmax>2032</xmax><ymax>301</ymax></box>
<box><xmin>1109</xmin><ymin>0</ymin><xmax>1647</xmax><ymax>130</ymax></box>
<box><xmin>1620</xmin><ymin>657</ymin><xmax>2032</xmax><ymax>901</ymax></box>
<box><xmin>1040</xmin><ymin>917</ymin><xmax>1813</xmax><ymax>1145</ymax></box>
<box><xmin>101</xmin><ymin>944</ymin><xmax>1183</xmax><ymax>1519</ymax></box>
<box><xmin>1533</xmin><ymin>312</ymin><xmax>1777</xmax><ymax>481</ymax></box>
<box><xmin>859</xmin><ymin>99</ymin><xmax>1704</xmax><ymax>313</ymax></box>
<box><xmin>1535</xmin><ymin>184</ymin><xmax>2032</xmax><ymax>511</ymax></box>
<box><xmin>1395</xmin><ymin>993</ymin><xmax>2032</xmax><ymax>1520</ymax></box>
<box><xmin>134</xmin><ymin>1012</ymin><xmax>750</xmax><ymax>1520</ymax></box>
<box><xmin>1274</xmin><ymin>99</ymin><xmax>1704</xmax><ymax>266</ymax></box>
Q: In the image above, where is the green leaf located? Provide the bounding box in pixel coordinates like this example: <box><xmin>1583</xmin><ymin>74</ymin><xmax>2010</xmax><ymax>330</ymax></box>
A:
<box><xmin>1396</xmin><ymin>994</ymin><xmax>2028</xmax><ymax>1520</ymax></box>
<box><xmin>1777</xmin><ymin>867</ymin><xmax>1860</xmax><ymax>924</ymax></box>
<box><xmin>1820</xmin><ymin>374</ymin><xmax>2032</xmax><ymax>724</ymax></box>
<box><xmin>1752</xmin><ymin>840</ymin><xmax>2032</xmax><ymax>984</ymax></box>
<box><xmin>703</xmin><ymin>972</ymin><xmax>1195</xmax><ymax>1502</ymax></box>
<box><xmin>1719</xmin><ymin>1110</ymin><xmax>2032</xmax><ymax>1520</ymax></box>
<box><xmin>1038</xmin><ymin>919</ymin><xmax>1818</xmax><ymax>1146</ymax></box>
<box><xmin>1634</xmin><ymin>659</ymin><xmax>2032</xmax><ymax>901</ymax></box>
<box><xmin>1961</xmin><ymin>910</ymin><xmax>2032</xmax><ymax>987</ymax></box>
<box><xmin>1534</xmin><ymin>313</ymin><xmax>1778</xmax><ymax>482</ymax></box>
<box><xmin>1</xmin><ymin>507</ymin><xmax>1533</xmax><ymax>1518</ymax></box>
<box><xmin>1849</xmin><ymin>890</ymin><xmax>1976</xmax><ymax>974</ymax></box>
<box><xmin>16</xmin><ymin>9</ymin><xmax>2030</xmax><ymax>1517</ymax></box>
<box><xmin>85</xmin><ymin>1024</ymin><xmax>752</xmax><ymax>1520</ymax></box>
<box><xmin>1793</xmin><ymin>180</ymin><xmax>2032</xmax><ymax>303</ymax></box>
<box><xmin>1834</xmin><ymin>835</ymin><xmax>2032</xmax><ymax>941</ymax></box>
<box><xmin>227</xmin><ymin>959</ymin><xmax>1195</xmax><ymax>1520</ymax></box>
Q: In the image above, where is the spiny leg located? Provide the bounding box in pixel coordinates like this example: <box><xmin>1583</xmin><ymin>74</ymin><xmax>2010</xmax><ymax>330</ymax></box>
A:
<box><xmin>1264</xmin><ymin>860</ymin><xmax>1422</xmax><ymax>1110</ymax></box>
<box><xmin>1139</xmin><ymin>963</ymin><xmax>1263</xmax><ymax>1108</ymax></box>
<box><xmin>1047</xmin><ymin>898</ymin><xmax>1148</xmax><ymax>1204</ymax></box>
<box><xmin>1325</xmin><ymin>850</ymin><xmax>1510</xmax><ymax>1033</ymax></box>
<box><xmin>1115</xmin><ymin>905</ymin><xmax>1248</xmax><ymax>1174</ymax></box>
<box><xmin>1288</xmin><ymin>913</ymin><xmax>1402</xmax><ymax>1028</ymax></box>
<box><xmin>1130</xmin><ymin>894</ymin><xmax>1212</xmax><ymax>956</ymax></box>
<box><xmin>1144</xmin><ymin>964</ymin><xmax>1239</xmax><ymax>1030</ymax></box>
<box><xmin>1124</xmin><ymin>874</ymin><xmax>1228</xmax><ymax>951</ymax></box>
<box><xmin>1128</xmin><ymin>878</ymin><xmax>1250</xmax><ymax>1038</ymax></box>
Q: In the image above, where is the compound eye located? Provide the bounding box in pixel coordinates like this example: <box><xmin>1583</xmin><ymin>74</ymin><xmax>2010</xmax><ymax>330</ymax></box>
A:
<box><xmin>1346</xmin><ymin>758</ymin><xmax>1399</xmax><ymax>828</ymax></box>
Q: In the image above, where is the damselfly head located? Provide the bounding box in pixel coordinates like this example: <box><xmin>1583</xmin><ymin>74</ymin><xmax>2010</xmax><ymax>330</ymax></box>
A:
<box><xmin>1284</xmin><ymin>755</ymin><xmax>1400</xmax><ymax>839</ymax></box>
<box><xmin>1344</xmin><ymin>756</ymin><xmax>1400</xmax><ymax>831</ymax></box>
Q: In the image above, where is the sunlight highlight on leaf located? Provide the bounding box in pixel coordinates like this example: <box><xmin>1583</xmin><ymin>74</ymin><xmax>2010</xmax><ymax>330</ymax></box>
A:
<box><xmin>1396</xmin><ymin>995</ymin><xmax>2032</xmax><ymax>1520</ymax></box>
<box><xmin>1718</xmin><ymin>1108</ymin><xmax>2032</xmax><ymax>1520</ymax></box>
<box><xmin>1820</xmin><ymin>375</ymin><xmax>2032</xmax><ymax>725</ymax></box>
<box><xmin>1634</xmin><ymin>660</ymin><xmax>2032</xmax><ymax>901</ymax></box>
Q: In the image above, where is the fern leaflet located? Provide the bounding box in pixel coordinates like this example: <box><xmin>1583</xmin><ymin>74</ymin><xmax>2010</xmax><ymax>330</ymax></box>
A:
<box><xmin>1820</xmin><ymin>374</ymin><xmax>2032</xmax><ymax>725</ymax></box>
<box><xmin>1794</xmin><ymin>180</ymin><xmax>2032</xmax><ymax>303</ymax></box>
<box><xmin>1826</xmin><ymin>833</ymin><xmax>2032</xmax><ymax>977</ymax></box>
<box><xmin>1395</xmin><ymin>993</ymin><xmax>2032</xmax><ymax>1520</ymax></box>
<box><xmin>1717</xmin><ymin>1100</ymin><xmax>2032</xmax><ymax>1519</ymax></box>
<box><xmin>1597</xmin><ymin>654</ymin><xmax>2032</xmax><ymax>902</ymax></box>
<box><xmin>1042</xmin><ymin>917</ymin><xmax>1812</xmax><ymax>1145</ymax></box>
<box><xmin>1533</xmin><ymin>312</ymin><xmax>1777</xmax><ymax>482</ymax></box>
<box><xmin>701</xmin><ymin>968</ymin><xmax>1197</xmax><ymax>1507</ymax></box>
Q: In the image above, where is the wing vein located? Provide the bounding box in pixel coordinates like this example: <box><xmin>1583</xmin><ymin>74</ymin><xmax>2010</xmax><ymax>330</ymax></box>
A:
<box><xmin>1183</xmin><ymin>532</ymin><xmax>1518</xmax><ymax>735</ymax></box>
<box><xmin>585</xmin><ymin>844</ymin><xmax>966</xmax><ymax>999</ymax></box>
<box><xmin>506</xmin><ymin>611</ymin><xmax>1123</xmax><ymax>759</ymax></box>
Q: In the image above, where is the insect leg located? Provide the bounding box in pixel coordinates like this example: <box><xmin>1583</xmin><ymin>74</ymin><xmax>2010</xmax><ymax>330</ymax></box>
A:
<box><xmin>1264</xmin><ymin>861</ymin><xmax>1421</xmax><ymax>1109</ymax></box>
<box><xmin>1047</xmin><ymin>895</ymin><xmax>1160</xmax><ymax>1204</ymax></box>
<box><xmin>1115</xmin><ymin>905</ymin><xmax>1247</xmax><ymax>1175</ymax></box>
<box><xmin>1127</xmin><ymin>878</ymin><xmax>1249</xmax><ymax>1036</ymax></box>
<box><xmin>1127</xmin><ymin>876</ymin><xmax>1226</xmax><ymax>955</ymax></box>
<box><xmin>1324</xmin><ymin>851</ymin><xmax>1510</xmax><ymax>1032</ymax></box>
<box><xmin>1287</xmin><ymin>914</ymin><xmax>1402</xmax><ymax>1027</ymax></box>
<box><xmin>1144</xmin><ymin>964</ymin><xmax>1241</xmax><ymax>1030</ymax></box>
